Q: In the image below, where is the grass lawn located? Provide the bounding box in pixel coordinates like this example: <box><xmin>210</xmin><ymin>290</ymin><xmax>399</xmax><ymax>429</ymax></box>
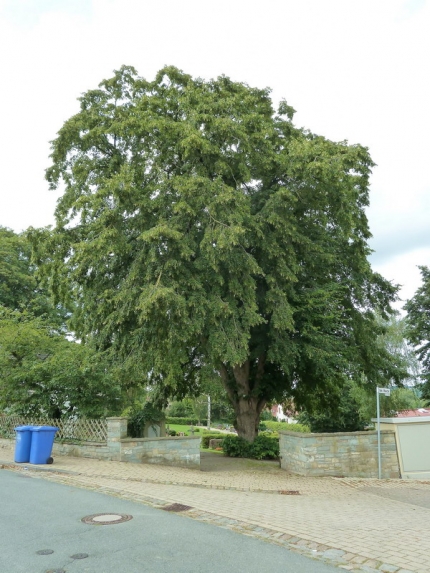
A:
<box><xmin>166</xmin><ymin>424</ymin><xmax>205</xmax><ymax>434</ymax></box>
<box><xmin>165</xmin><ymin>424</ymin><xmax>224</xmax><ymax>452</ymax></box>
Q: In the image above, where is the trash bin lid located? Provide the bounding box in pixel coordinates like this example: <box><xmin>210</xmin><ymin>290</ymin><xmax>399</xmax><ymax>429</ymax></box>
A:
<box><xmin>31</xmin><ymin>426</ymin><xmax>59</xmax><ymax>432</ymax></box>
<box><xmin>14</xmin><ymin>425</ymin><xmax>33</xmax><ymax>431</ymax></box>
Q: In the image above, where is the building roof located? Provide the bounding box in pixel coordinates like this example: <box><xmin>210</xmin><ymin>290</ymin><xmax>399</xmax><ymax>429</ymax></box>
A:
<box><xmin>395</xmin><ymin>408</ymin><xmax>430</xmax><ymax>418</ymax></box>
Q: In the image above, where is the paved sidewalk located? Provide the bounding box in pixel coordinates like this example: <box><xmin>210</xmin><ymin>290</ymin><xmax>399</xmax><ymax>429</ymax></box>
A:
<box><xmin>1</xmin><ymin>443</ymin><xmax>430</xmax><ymax>573</ymax></box>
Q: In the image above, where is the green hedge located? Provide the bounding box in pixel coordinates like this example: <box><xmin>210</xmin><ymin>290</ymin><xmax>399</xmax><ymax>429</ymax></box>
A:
<box><xmin>166</xmin><ymin>417</ymin><xmax>207</xmax><ymax>426</ymax></box>
<box><xmin>222</xmin><ymin>435</ymin><xmax>280</xmax><ymax>460</ymax></box>
<box><xmin>263</xmin><ymin>421</ymin><xmax>310</xmax><ymax>433</ymax></box>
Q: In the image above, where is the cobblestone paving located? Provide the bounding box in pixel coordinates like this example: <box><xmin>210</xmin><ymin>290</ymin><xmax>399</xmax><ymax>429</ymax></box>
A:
<box><xmin>1</xmin><ymin>445</ymin><xmax>429</xmax><ymax>573</ymax></box>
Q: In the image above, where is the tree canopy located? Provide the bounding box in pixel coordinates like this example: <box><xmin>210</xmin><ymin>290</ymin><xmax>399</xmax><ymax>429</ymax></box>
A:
<box><xmin>31</xmin><ymin>65</ymin><xmax>405</xmax><ymax>441</ymax></box>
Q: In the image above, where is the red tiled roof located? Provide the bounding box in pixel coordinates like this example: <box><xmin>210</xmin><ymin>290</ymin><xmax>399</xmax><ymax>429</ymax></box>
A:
<box><xmin>395</xmin><ymin>408</ymin><xmax>430</xmax><ymax>418</ymax></box>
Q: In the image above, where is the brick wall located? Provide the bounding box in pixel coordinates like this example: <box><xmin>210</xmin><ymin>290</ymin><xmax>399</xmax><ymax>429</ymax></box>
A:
<box><xmin>279</xmin><ymin>430</ymin><xmax>400</xmax><ymax>478</ymax></box>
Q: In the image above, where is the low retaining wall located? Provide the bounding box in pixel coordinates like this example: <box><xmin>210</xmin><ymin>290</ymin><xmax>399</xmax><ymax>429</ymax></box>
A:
<box><xmin>0</xmin><ymin>418</ymin><xmax>201</xmax><ymax>469</ymax></box>
<box><xmin>279</xmin><ymin>430</ymin><xmax>400</xmax><ymax>478</ymax></box>
<box><xmin>0</xmin><ymin>437</ymin><xmax>13</xmax><ymax>454</ymax></box>
<box><xmin>53</xmin><ymin>441</ymin><xmax>112</xmax><ymax>459</ymax></box>
<box><xmin>121</xmin><ymin>436</ymin><xmax>200</xmax><ymax>468</ymax></box>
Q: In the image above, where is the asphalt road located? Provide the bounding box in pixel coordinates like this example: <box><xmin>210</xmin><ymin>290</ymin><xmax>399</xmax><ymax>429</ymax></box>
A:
<box><xmin>0</xmin><ymin>469</ymin><xmax>342</xmax><ymax>573</ymax></box>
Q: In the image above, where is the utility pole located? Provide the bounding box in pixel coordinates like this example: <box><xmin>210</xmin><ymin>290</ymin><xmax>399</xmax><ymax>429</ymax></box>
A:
<box><xmin>376</xmin><ymin>387</ymin><xmax>390</xmax><ymax>479</ymax></box>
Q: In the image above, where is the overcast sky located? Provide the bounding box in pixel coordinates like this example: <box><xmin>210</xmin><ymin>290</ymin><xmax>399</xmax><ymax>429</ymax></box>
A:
<box><xmin>0</xmin><ymin>0</ymin><xmax>429</xmax><ymax>308</ymax></box>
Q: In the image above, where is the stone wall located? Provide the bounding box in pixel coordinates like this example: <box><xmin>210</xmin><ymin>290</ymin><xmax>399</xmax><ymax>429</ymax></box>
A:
<box><xmin>1</xmin><ymin>418</ymin><xmax>201</xmax><ymax>469</ymax></box>
<box><xmin>279</xmin><ymin>430</ymin><xmax>400</xmax><ymax>478</ymax></box>
<box><xmin>0</xmin><ymin>437</ymin><xmax>13</xmax><ymax>455</ymax></box>
<box><xmin>53</xmin><ymin>441</ymin><xmax>113</xmax><ymax>460</ymax></box>
<box><xmin>120</xmin><ymin>436</ymin><xmax>200</xmax><ymax>468</ymax></box>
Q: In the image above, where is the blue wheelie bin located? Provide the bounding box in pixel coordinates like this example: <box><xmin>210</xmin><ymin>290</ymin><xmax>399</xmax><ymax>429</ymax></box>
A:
<box><xmin>14</xmin><ymin>425</ymin><xmax>34</xmax><ymax>463</ymax></box>
<box><xmin>29</xmin><ymin>426</ymin><xmax>59</xmax><ymax>464</ymax></box>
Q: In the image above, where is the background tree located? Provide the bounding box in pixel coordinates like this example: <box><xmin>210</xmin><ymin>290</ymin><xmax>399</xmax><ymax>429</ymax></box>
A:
<box><xmin>405</xmin><ymin>265</ymin><xmax>430</xmax><ymax>402</ymax></box>
<box><xmin>32</xmin><ymin>66</ymin><xmax>406</xmax><ymax>441</ymax></box>
<box><xmin>0</xmin><ymin>307</ymin><xmax>121</xmax><ymax>418</ymax></box>
<box><xmin>297</xmin><ymin>314</ymin><xmax>420</xmax><ymax>431</ymax></box>
<box><xmin>0</xmin><ymin>227</ymin><xmax>35</xmax><ymax>310</ymax></box>
<box><xmin>0</xmin><ymin>226</ymin><xmax>67</xmax><ymax>328</ymax></box>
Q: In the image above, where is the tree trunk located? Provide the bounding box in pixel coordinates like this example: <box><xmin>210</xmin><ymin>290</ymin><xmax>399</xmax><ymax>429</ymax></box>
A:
<box><xmin>219</xmin><ymin>358</ymin><xmax>267</xmax><ymax>443</ymax></box>
<box><xmin>233</xmin><ymin>396</ymin><xmax>265</xmax><ymax>442</ymax></box>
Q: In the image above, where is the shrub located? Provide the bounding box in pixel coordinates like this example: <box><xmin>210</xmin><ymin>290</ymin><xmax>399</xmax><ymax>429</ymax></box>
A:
<box><xmin>222</xmin><ymin>435</ymin><xmax>280</xmax><ymax>459</ymax></box>
<box><xmin>167</xmin><ymin>429</ymin><xmax>177</xmax><ymax>436</ymax></box>
<box><xmin>166</xmin><ymin>416</ymin><xmax>207</xmax><ymax>425</ymax></box>
<box><xmin>251</xmin><ymin>435</ymin><xmax>280</xmax><ymax>459</ymax></box>
<box><xmin>263</xmin><ymin>421</ymin><xmax>310</xmax><ymax>433</ymax></box>
<box><xmin>260</xmin><ymin>410</ymin><xmax>277</xmax><ymax>421</ymax></box>
<box><xmin>201</xmin><ymin>432</ymin><xmax>231</xmax><ymax>449</ymax></box>
<box><xmin>259</xmin><ymin>430</ymin><xmax>279</xmax><ymax>439</ymax></box>
<box><xmin>128</xmin><ymin>403</ymin><xmax>165</xmax><ymax>438</ymax></box>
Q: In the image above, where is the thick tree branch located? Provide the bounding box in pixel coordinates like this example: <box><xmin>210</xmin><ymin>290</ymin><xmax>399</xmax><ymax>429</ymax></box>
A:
<box><xmin>219</xmin><ymin>363</ymin><xmax>236</xmax><ymax>404</ymax></box>
<box><xmin>233</xmin><ymin>360</ymin><xmax>250</xmax><ymax>395</ymax></box>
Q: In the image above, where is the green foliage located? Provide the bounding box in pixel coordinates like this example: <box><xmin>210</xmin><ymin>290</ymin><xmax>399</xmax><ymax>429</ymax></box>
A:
<box><xmin>297</xmin><ymin>379</ymin><xmax>422</xmax><ymax>433</ymax></box>
<box><xmin>260</xmin><ymin>410</ymin><xmax>277</xmax><ymax>422</ymax></box>
<box><xmin>0</xmin><ymin>227</ymin><xmax>36</xmax><ymax>311</ymax></box>
<box><xmin>32</xmin><ymin>65</ymin><xmax>405</xmax><ymax>442</ymax></box>
<box><xmin>297</xmin><ymin>380</ymin><xmax>367</xmax><ymax>433</ymax></box>
<box><xmin>296</xmin><ymin>313</ymin><xmax>420</xmax><ymax>432</ymax></box>
<box><xmin>405</xmin><ymin>266</ymin><xmax>430</xmax><ymax>402</ymax></box>
<box><xmin>263</xmin><ymin>421</ymin><xmax>310</xmax><ymax>433</ymax></box>
<box><xmin>350</xmin><ymin>383</ymin><xmax>423</xmax><ymax>421</ymax></box>
<box><xmin>166</xmin><ymin>400</ymin><xmax>194</xmax><ymax>418</ymax></box>
<box><xmin>127</xmin><ymin>402</ymin><xmax>165</xmax><ymax>438</ymax></box>
<box><xmin>222</xmin><ymin>435</ymin><xmax>279</xmax><ymax>459</ymax></box>
<box><xmin>0</xmin><ymin>307</ymin><xmax>121</xmax><ymax>418</ymax></box>
<box><xmin>0</xmin><ymin>227</ymin><xmax>67</xmax><ymax>327</ymax></box>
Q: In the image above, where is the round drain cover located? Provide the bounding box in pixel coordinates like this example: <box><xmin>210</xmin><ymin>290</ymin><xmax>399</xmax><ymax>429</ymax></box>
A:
<box><xmin>46</xmin><ymin>569</ymin><xmax>65</xmax><ymax>573</ymax></box>
<box><xmin>93</xmin><ymin>514</ymin><xmax>123</xmax><ymax>522</ymax></box>
<box><xmin>81</xmin><ymin>513</ymin><xmax>132</xmax><ymax>525</ymax></box>
<box><xmin>37</xmin><ymin>549</ymin><xmax>54</xmax><ymax>555</ymax></box>
<box><xmin>71</xmin><ymin>553</ymin><xmax>89</xmax><ymax>559</ymax></box>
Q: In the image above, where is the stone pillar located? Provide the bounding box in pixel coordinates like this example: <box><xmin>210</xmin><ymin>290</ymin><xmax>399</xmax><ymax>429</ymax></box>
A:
<box><xmin>106</xmin><ymin>417</ymin><xmax>128</xmax><ymax>459</ymax></box>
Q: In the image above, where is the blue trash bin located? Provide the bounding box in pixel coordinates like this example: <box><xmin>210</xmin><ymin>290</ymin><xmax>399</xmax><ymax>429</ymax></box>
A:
<box><xmin>14</xmin><ymin>425</ymin><xmax>34</xmax><ymax>463</ymax></box>
<box><xmin>29</xmin><ymin>426</ymin><xmax>59</xmax><ymax>464</ymax></box>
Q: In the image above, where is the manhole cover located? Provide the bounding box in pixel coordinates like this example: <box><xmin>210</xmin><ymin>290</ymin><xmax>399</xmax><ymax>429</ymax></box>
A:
<box><xmin>81</xmin><ymin>513</ymin><xmax>132</xmax><ymax>525</ymax></box>
<box><xmin>46</xmin><ymin>569</ymin><xmax>66</xmax><ymax>573</ymax></box>
<box><xmin>279</xmin><ymin>490</ymin><xmax>300</xmax><ymax>495</ymax></box>
<box><xmin>162</xmin><ymin>503</ymin><xmax>193</xmax><ymax>512</ymax></box>
<box><xmin>71</xmin><ymin>553</ymin><xmax>89</xmax><ymax>559</ymax></box>
<box><xmin>36</xmin><ymin>549</ymin><xmax>54</xmax><ymax>555</ymax></box>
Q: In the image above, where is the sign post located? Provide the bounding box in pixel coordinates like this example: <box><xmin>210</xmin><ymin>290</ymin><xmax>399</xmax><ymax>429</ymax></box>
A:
<box><xmin>376</xmin><ymin>387</ymin><xmax>391</xmax><ymax>479</ymax></box>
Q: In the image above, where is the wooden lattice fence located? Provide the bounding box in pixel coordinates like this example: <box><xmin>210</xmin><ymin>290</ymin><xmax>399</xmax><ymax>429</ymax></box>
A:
<box><xmin>0</xmin><ymin>416</ymin><xmax>107</xmax><ymax>443</ymax></box>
